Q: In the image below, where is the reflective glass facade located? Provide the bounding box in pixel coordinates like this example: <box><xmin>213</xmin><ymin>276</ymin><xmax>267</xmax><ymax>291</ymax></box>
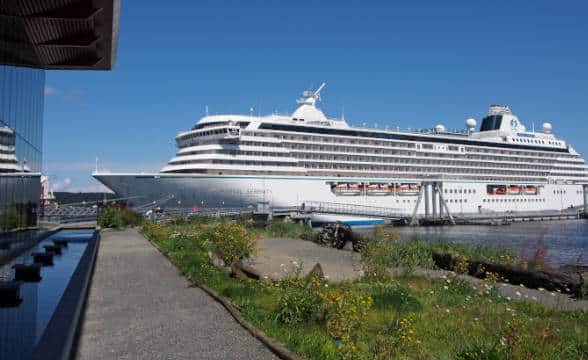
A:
<box><xmin>0</xmin><ymin>65</ymin><xmax>45</xmax><ymax>231</ymax></box>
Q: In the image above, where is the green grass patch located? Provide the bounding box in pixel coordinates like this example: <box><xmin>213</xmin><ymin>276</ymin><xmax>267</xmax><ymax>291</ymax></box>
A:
<box><xmin>142</xmin><ymin>219</ymin><xmax>588</xmax><ymax>360</ymax></box>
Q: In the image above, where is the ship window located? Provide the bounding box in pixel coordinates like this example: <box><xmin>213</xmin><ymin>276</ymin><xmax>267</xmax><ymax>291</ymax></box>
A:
<box><xmin>480</xmin><ymin>115</ymin><xmax>503</xmax><ymax>132</ymax></box>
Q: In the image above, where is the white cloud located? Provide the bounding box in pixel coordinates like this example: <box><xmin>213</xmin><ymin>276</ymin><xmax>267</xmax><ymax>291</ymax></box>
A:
<box><xmin>44</xmin><ymin>86</ymin><xmax>59</xmax><ymax>95</ymax></box>
<box><xmin>51</xmin><ymin>177</ymin><xmax>72</xmax><ymax>191</ymax></box>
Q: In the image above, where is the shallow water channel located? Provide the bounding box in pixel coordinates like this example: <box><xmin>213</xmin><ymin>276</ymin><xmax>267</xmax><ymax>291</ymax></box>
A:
<box><xmin>0</xmin><ymin>229</ymin><xmax>94</xmax><ymax>360</ymax></box>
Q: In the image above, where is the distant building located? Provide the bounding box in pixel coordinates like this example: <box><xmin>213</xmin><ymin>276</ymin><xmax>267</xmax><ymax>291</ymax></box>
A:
<box><xmin>0</xmin><ymin>0</ymin><xmax>120</xmax><ymax>232</ymax></box>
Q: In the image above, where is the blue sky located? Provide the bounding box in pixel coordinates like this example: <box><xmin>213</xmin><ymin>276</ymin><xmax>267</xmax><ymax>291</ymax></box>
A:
<box><xmin>43</xmin><ymin>0</ymin><xmax>588</xmax><ymax>192</ymax></box>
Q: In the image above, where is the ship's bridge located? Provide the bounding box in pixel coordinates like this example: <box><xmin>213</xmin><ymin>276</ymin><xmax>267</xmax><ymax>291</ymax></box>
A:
<box><xmin>471</xmin><ymin>105</ymin><xmax>567</xmax><ymax>150</ymax></box>
<box><xmin>176</xmin><ymin>123</ymin><xmax>241</xmax><ymax>148</ymax></box>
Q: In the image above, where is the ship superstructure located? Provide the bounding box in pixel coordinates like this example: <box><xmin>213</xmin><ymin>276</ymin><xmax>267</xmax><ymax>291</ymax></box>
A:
<box><xmin>94</xmin><ymin>85</ymin><xmax>588</xmax><ymax>225</ymax></box>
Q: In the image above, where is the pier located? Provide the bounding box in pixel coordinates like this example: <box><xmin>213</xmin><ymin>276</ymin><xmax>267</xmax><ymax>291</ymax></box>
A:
<box><xmin>271</xmin><ymin>200</ymin><xmax>587</xmax><ymax>227</ymax></box>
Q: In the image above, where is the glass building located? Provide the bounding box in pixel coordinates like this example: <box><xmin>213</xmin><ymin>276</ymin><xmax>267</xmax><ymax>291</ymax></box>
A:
<box><xmin>0</xmin><ymin>66</ymin><xmax>45</xmax><ymax>231</ymax></box>
<box><xmin>0</xmin><ymin>0</ymin><xmax>119</xmax><ymax>233</ymax></box>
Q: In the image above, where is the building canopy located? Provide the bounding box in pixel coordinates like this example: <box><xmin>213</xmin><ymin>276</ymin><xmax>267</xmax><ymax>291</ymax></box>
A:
<box><xmin>0</xmin><ymin>0</ymin><xmax>119</xmax><ymax>70</ymax></box>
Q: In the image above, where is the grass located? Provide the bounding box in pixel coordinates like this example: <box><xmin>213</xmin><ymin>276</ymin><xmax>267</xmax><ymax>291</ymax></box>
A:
<box><xmin>142</xmin><ymin>219</ymin><xmax>588</xmax><ymax>360</ymax></box>
<box><xmin>368</xmin><ymin>226</ymin><xmax>516</xmax><ymax>270</ymax></box>
<box><xmin>248</xmin><ymin>218</ymin><xmax>315</xmax><ymax>239</ymax></box>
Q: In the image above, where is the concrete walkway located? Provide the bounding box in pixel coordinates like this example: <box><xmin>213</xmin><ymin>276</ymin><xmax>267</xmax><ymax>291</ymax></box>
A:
<box><xmin>75</xmin><ymin>228</ymin><xmax>276</xmax><ymax>360</ymax></box>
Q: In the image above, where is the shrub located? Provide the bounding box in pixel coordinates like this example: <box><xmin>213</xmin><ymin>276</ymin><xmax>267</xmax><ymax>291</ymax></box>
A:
<box><xmin>275</xmin><ymin>285</ymin><xmax>323</xmax><ymax>325</ymax></box>
<box><xmin>361</xmin><ymin>239</ymin><xmax>395</xmax><ymax>280</ymax></box>
<box><xmin>98</xmin><ymin>206</ymin><xmax>143</xmax><ymax>228</ymax></box>
<box><xmin>0</xmin><ymin>206</ymin><xmax>27</xmax><ymax>230</ymax></box>
<box><xmin>323</xmin><ymin>287</ymin><xmax>373</xmax><ymax>340</ymax></box>
<box><xmin>371</xmin><ymin>314</ymin><xmax>422</xmax><ymax>358</ymax></box>
<box><xmin>208</xmin><ymin>222</ymin><xmax>255</xmax><ymax>264</ymax></box>
<box><xmin>262</xmin><ymin>219</ymin><xmax>314</xmax><ymax>239</ymax></box>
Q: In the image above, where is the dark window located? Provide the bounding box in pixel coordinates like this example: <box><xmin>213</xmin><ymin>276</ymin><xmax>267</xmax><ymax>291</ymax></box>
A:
<box><xmin>480</xmin><ymin>115</ymin><xmax>503</xmax><ymax>131</ymax></box>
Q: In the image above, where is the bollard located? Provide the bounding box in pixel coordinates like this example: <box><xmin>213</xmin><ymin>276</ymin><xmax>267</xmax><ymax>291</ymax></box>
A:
<box><xmin>13</xmin><ymin>263</ymin><xmax>42</xmax><ymax>282</ymax></box>
<box><xmin>0</xmin><ymin>281</ymin><xmax>23</xmax><ymax>307</ymax></box>
<box><xmin>53</xmin><ymin>239</ymin><xmax>68</xmax><ymax>247</ymax></box>
<box><xmin>43</xmin><ymin>244</ymin><xmax>63</xmax><ymax>255</ymax></box>
<box><xmin>32</xmin><ymin>251</ymin><xmax>55</xmax><ymax>266</ymax></box>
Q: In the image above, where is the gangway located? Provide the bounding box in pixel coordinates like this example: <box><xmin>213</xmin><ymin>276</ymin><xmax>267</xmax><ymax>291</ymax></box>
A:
<box><xmin>295</xmin><ymin>201</ymin><xmax>410</xmax><ymax>220</ymax></box>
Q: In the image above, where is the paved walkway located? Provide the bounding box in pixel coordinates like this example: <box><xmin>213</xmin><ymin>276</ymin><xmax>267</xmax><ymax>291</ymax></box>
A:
<box><xmin>75</xmin><ymin>228</ymin><xmax>276</xmax><ymax>360</ymax></box>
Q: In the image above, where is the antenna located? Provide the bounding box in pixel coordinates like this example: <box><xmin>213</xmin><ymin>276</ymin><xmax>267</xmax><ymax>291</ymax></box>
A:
<box><xmin>205</xmin><ymin>105</ymin><xmax>209</xmax><ymax>116</ymax></box>
<box><xmin>341</xmin><ymin>105</ymin><xmax>345</xmax><ymax>121</ymax></box>
<box><xmin>314</xmin><ymin>82</ymin><xmax>326</xmax><ymax>101</ymax></box>
<box><xmin>95</xmin><ymin>156</ymin><xmax>99</xmax><ymax>173</ymax></box>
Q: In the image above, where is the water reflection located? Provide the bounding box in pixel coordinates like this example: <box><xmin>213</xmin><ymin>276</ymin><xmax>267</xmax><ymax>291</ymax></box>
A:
<box><xmin>0</xmin><ymin>230</ymin><xmax>92</xmax><ymax>360</ymax></box>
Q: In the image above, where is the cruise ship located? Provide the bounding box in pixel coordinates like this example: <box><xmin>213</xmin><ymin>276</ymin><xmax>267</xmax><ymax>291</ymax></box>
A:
<box><xmin>94</xmin><ymin>85</ymin><xmax>588</xmax><ymax>225</ymax></box>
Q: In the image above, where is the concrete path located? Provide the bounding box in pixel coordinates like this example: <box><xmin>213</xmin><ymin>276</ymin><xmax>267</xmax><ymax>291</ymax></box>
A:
<box><xmin>75</xmin><ymin>228</ymin><xmax>276</xmax><ymax>360</ymax></box>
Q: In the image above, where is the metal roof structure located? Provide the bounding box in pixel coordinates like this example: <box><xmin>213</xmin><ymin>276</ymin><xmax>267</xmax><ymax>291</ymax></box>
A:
<box><xmin>0</xmin><ymin>0</ymin><xmax>120</xmax><ymax>70</ymax></box>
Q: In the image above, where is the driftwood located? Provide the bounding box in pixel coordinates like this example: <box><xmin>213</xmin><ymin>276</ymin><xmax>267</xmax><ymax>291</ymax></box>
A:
<box><xmin>432</xmin><ymin>252</ymin><xmax>585</xmax><ymax>298</ymax></box>
<box><xmin>231</xmin><ymin>260</ymin><xmax>262</xmax><ymax>281</ymax></box>
<box><xmin>312</xmin><ymin>222</ymin><xmax>365</xmax><ymax>252</ymax></box>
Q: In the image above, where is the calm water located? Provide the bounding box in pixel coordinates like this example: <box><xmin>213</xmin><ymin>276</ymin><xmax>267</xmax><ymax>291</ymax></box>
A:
<box><xmin>0</xmin><ymin>230</ymin><xmax>94</xmax><ymax>360</ymax></box>
<box><xmin>391</xmin><ymin>219</ymin><xmax>588</xmax><ymax>266</ymax></box>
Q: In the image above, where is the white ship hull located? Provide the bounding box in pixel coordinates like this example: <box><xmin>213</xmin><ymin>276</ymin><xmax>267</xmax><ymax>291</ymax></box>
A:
<box><xmin>94</xmin><ymin>173</ymin><xmax>584</xmax><ymax>225</ymax></box>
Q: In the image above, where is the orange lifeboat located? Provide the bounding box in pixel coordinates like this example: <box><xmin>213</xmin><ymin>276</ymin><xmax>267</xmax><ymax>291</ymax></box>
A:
<box><xmin>507</xmin><ymin>185</ymin><xmax>521</xmax><ymax>195</ymax></box>
<box><xmin>366</xmin><ymin>184</ymin><xmax>392</xmax><ymax>196</ymax></box>
<box><xmin>331</xmin><ymin>183</ymin><xmax>362</xmax><ymax>196</ymax></box>
<box><xmin>397</xmin><ymin>183</ymin><xmax>420</xmax><ymax>196</ymax></box>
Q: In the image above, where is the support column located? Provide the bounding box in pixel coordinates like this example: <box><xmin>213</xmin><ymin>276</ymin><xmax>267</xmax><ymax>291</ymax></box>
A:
<box><xmin>438</xmin><ymin>183</ymin><xmax>444</xmax><ymax>218</ymax></box>
<box><xmin>432</xmin><ymin>183</ymin><xmax>438</xmax><ymax>220</ymax></box>
<box><xmin>584</xmin><ymin>185</ymin><xmax>588</xmax><ymax>215</ymax></box>
<box><xmin>410</xmin><ymin>183</ymin><xmax>424</xmax><ymax>226</ymax></box>
<box><xmin>424</xmin><ymin>183</ymin><xmax>430</xmax><ymax>218</ymax></box>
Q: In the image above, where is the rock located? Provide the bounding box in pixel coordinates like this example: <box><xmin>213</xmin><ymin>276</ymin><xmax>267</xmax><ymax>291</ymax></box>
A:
<box><xmin>304</xmin><ymin>263</ymin><xmax>325</xmax><ymax>281</ymax></box>
<box><xmin>230</xmin><ymin>260</ymin><xmax>262</xmax><ymax>281</ymax></box>
<box><xmin>208</xmin><ymin>251</ymin><xmax>226</xmax><ymax>268</ymax></box>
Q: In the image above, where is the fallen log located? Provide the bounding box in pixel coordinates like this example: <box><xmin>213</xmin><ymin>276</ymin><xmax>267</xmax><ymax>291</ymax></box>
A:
<box><xmin>432</xmin><ymin>252</ymin><xmax>585</xmax><ymax>298</ymax></box>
